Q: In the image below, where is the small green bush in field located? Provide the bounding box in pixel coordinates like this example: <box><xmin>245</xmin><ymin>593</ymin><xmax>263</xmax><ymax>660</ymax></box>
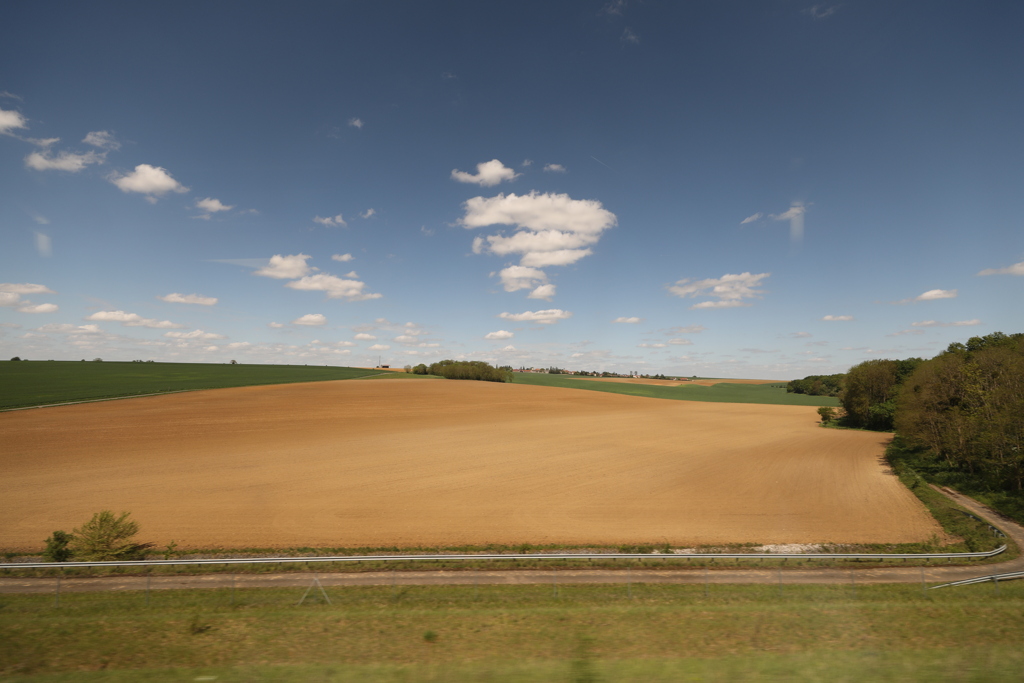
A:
<box><xmin>42</xmin><ymin>530</ymin><xmax>74</xmax><ymax>562</ymax></box>
<box><xmin>69</xmin><ymin>510</ymin><xmax>153</xmax><ymax>561</ymax></box>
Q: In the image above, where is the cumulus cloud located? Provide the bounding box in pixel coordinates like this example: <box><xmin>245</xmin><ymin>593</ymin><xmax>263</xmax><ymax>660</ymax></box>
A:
<box><xmin>164</xmin><ymin>329</ymin><xmax>226</xmax><ymax>340</ymax></box>
<box><xmin>82</xmin><ymin>131</ymin><xmax>120</xmax><ymax>150</ymax></box>
<box><xmin>354</xmin><ymin>332</ymin><xmax>377</xmax><ymax>340</ymax></box>
<box><xmin>668</xmin><ymin>272</ymin><xmax>769</xmax><ymax>309</ymax></box>
<box><xmin>822</xmin><ymin>315</ymin><xmax>854</xmax><ymax>321</ymax></box>
<box><xmin>0</xmin><ymin>107</ymin><xmax>28</xmax><ymax>134</ymax></box>
<box><xmin>25</xmin><ymin>149</ymin><xmax>105</xmax><ymax>172</ymax></box>
<box><xmin>911</xmin><ymin>319</ymin><xmax>982</xmax><ymax>328</ymax></box>
<box><xmin>638</xmin><ymin>343</ymin><xmax>665</xmax><ymax>348</ymax></box>
<box><xmin>195</xmin><ymin>197</ymin><xmax>234</xmax><ymax>215</ymax></box>
<box><xmin>770</xmin><ymin>202</ymin><xmax>806</xmax><ymax>242</ymax></box>
<box><xmin>463</xmin><ymin>191</ymin><xmax>616</xmax><ymax>296</ymax></box>
<box><xmin>313</xmin><ymin>214</ymin><xmax>346</xmax><ymax>227</ymax></box>
<box><xmin>485</xmin><ymin>330</ymin><xmax>514</xmax><ymax>340</ymax></box>
<box><xmin>451</xmin><ymin>159</ymin><xmax>520</xmax><ymax>187</ymax></box>
<box><xmin>528</xmin><ymin>284</ymin><xmax>556</xmax><ymax>300</ymax></box>
<box><xmin>667</xmin><ymin>338</ymin><xmax>693</xmax><ymax>345</ymax></box>
<box><xmin>977</xmin><ymin>261</ymin><xmax>1024</xmax><ymax>276</ymax></box>
<box><xmin>0</xmin><ymin>292</ymin><xmax>21</xmax><ymax>307</ymax></box>
<box><xmin>255</xmin><ymin>254</ymin><xmax>314</xmax><ymax>279</ymax></box>
<box><xmin>497</xmin><ymin>265</ymin><xmax>547</xmax><ymax>293</ymax></box>
<box><xmin>348</xmin><ymin>118</ymin><xmax>364</xmax><ymax>129</ymax></box>
<box><xmin>543</xmin><ymin>163</ymin><xmax>566</xmax><ymax>173</ymax></box>
<box><xmin>86</xmin><ymin>310</ymin><xmax>184</xmax><ymax>328</ymax></box>
<box><xmin>332</xmin><ymin>253</ymin><xmax>354</xmax><ymax>262</ymax></box>
<box><xmin>17</xmin><ymin>303</ymin><xmax>58</xmax><ymax>313</ymax></box>
<box><xmin>893</xmin><ymin>288</ymin><xmax>959</xmax><ymax>304</ymax></box>
<box><xmin>498</xmin><ymin>309</ymin><xmax>573</xmax><ymax>325</ymax></box>
<box><xmin>368</xmin><ymin>343</ymin><xmax>390</xmax><ymax>350</ymax></box>
<box><xmin>293</xmin><ymin>313</ymin><xmax>327</xmax><ymax>326</ymax></box>
<box><xmin>613</xmin><ymin>316</ymin><xmax>642</xmax><ymax>324</ymax></box>
<box><xmin>740</xmin><ymin>213</ymin><xmax>763</xmax><ymax>224</ymax></box>
<box><xmin>0</xmin><ymin>283</ymin><xmax>55</xmax><ymax>295</ymax></box>
<box><xmin>158</xmin><ymin>293</ymin><xmax>218</xmax><ymax>306</ymax></box>
<box><xmin>285</xmin><ymin>274</ymin><xmax>382</xmax><ymax>301</ymax></box>
<box><xmin>110</xmin><ymin>164</ymin><xmax>188</xmax><ymax>201</ymax></box>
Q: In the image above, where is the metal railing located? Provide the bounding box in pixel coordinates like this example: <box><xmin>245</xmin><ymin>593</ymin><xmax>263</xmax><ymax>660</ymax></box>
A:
<box><xmin>928</xmin><ymin>569</ymin><xmax>1024</xmax><ymax>590</ymax></box>
<box><xmin>0</xmin><ymin>545</ymin><xmax>1006</xmax><ymax>571</ymax></box>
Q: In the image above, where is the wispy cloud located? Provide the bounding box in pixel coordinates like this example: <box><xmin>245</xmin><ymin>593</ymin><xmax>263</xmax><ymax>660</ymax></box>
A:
<box><xmin>740</xmin><ymin>213</ymin><xmax>763</xmax><ymax>225</ymax></box>
<box><xmin>498</xmin><ymin>309</ymin><xmax>573</xmax><ymax>324</ymax></box>
<box><xmin>348</xmin><ymin>118</ymin><xmax>364</xmax><ymax>129</ymax></box>
<box><xmin>821</xmin><ymin>315</ymin><xmax>853</xmax><ymax>321</ymax></box>
<box><xmin>82</xmin><ymin>130</ymin><xmax>120</xmax><ymax>150</ymax></box>
<box><xmin>159</xmin><ymin>293</ymin><xmax>218</xmax><ymax>306</ymax></box>
<box><xmin>668</xmin><ymin>272</ymin><xmax>770</xmax><ymax>309</ymax></box>
<box><xmin>804</xmin><ymin>4</ymin><xmax>840</xmax><ymax>20</ymax></box>
<box><xmin>313</xmin><ymin>214</ymin><xmax>346</xmax><ymax>227</ymax></box>
<box><xmin>892</xmin><ymin>288</ymin><xmax>958</xmax><ymax>304</ymax></box>
<box><xmin>977</xmin><ymin>261</ymin><xmax>1024</xmax><ymax>276</ymax></box>
<box><xmin>770</xmin><ymin>202</ymin><xmax>806</xmax><ymax>242</ymax></box>
<box><xmin>621</xmin><ymin>27</ymin><xmax>640</xmax><ymax>44</ymax></box>
<box><xmin>613</xmin><ymin>316</ymin><xmax>643</xmax><ymax>324</ymax></box>
<box><xmin>911</xmin><ymin>319</ymin><xmax>981</xmax><ymax>328</ymax></box>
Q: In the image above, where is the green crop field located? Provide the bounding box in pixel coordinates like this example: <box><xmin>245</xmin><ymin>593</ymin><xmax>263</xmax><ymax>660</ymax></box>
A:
<box><xmin>0</xmin><ymin>361</ymin><xmax>381</xmax><ymax>410</ymax></box>
<box><xmin>2</xmin><ymin>581</ymin><xmax>1022</xmax><ymax>681</ymax></box>
<box><xmin>511</xmin><ymin>372</ymin><xmax>840</xmax><ymax>407</ymax></box>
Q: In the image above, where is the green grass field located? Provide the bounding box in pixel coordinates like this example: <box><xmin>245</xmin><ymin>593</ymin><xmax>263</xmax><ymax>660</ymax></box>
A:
<box><xmin>0</xmin><ymin>361</ymin><xmax>382</xmax><ymax>410</ymax></box>
<box><xmin>2</xmin><ymin>582</ymin><xmax>1023</xmax><ymax>681</ymax></box>
<box><xmin>511</xmin><ymin>372</ymin><xmax>840</xmax><ymax>407</ymax></box>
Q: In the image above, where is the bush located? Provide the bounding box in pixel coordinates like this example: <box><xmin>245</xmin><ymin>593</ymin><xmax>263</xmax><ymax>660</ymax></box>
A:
<box><xmin>68</xmin><ymin>511</ymin><xmax>152</xmax><ymax>561</ymax></box>
<box><xmin>42</xmin><ymin>530</ymin><xmax>74</xmax><ymax>562</ymax></box>
<box><xmin>816</xmin><ymin>407</ymin><xmax>835</xmax><ymax>424</ymax></box>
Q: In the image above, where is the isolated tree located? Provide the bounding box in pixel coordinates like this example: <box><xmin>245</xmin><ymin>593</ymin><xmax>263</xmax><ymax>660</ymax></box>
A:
<box><xmin>9</xmin><ymin>356</ymin><xmax>21</xmax><ymax>361</ymax></box>
<box><xmin>817</xmin><ymin>407</ymin><xmax>836</xmax><ymax>424</ymax></box>
<box><xmin>42</xmin><ymin>530</ymin><xmax>74</xmax><ymax>562</ymax></box>
<box><xmin>69</xmin><ymin>511</ymin><xmax>152</xmax><ymax>561</ymax></box>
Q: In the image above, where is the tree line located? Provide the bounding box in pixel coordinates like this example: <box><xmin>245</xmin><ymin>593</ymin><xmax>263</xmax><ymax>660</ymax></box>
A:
<box><xmin>790</xmin><ymin>332</ymin><xmax>1024</xmax><ymax>491</ymax></box>
<box><xmin>406</xmin><ymin>360</ymin><xmax>513</xmax><ymax>383</ymax></box>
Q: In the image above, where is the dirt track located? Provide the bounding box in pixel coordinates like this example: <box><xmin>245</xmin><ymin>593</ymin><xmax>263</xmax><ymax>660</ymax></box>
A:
<box><xmin>0</xmin><ymin>379</ymin><xmax>940</xmax><ymax>550</ymax></box>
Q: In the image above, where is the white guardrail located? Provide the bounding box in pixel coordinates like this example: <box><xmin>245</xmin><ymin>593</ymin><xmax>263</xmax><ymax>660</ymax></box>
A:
<box><xmin>928</xmin><ymin>569</ymin><xmax>1024</xmax><ymax>590</ymax></box>
<box><xmin>0</xmin><ymin>545</ymin><xmax>1006</xmax><ymax>571</ymax></box>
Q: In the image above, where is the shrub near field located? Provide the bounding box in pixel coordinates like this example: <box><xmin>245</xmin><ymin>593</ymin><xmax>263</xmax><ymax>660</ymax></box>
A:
<box><xmin>0</xmin><ymin>361</ymin><xmax>380</xmax><ymax>410</ymax></box>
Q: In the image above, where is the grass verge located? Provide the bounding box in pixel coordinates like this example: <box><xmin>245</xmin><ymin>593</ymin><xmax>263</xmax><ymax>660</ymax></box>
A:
<box><xmin>2</xmin><ymin>582</ymin><xmax>1023</xmax><ymax>680</ymax></box>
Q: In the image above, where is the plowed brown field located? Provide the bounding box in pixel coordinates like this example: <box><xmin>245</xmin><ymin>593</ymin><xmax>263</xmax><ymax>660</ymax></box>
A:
<box><xmin>0</xmin><ymin>380</ymin><xmax>941</xmax><ymax>550</ymax></box>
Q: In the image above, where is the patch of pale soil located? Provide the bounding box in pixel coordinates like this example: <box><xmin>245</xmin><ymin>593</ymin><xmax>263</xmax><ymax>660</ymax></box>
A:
<box><xmin>0</xmin><ymin>379</ymin><xmax>941</xmax><ymax>550</ymax></box>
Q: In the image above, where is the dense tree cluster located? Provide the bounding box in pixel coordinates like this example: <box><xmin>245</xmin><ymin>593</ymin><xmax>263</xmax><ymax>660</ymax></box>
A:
<box><xmin>786</xmin><ymin>373</ymin><xmax>844</xmax><ymax>397</ymax></box>
<box><xmin>408</xmin><ymin>360</ymin><xmax>512</xmax><ymax>383</ymax></box>
<box><xmin>896</xmin><ymin>333</ymin><xmax>1024</xmax><ymax>490</ymax></box>
<box><xmin>840</xmin><ymin>358</ymin><xmax>923</xmax><ymax>430</ymax></box>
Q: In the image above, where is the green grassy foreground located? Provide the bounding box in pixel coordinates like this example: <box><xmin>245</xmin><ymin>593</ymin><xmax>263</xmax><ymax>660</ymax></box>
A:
<box><xmin>2</xmin><ymin>582</ymin><xmax>1023</xmax><ymax>680</ymax></box>
<box><xmin>511</xmin><ymin>372</ymin><xmax>840</xmax><ymax>407</ymax></box>
<box><xmin>0</xmin><ymin>361</ymin><xmax>381</xmax><ymax>410</ymax></box>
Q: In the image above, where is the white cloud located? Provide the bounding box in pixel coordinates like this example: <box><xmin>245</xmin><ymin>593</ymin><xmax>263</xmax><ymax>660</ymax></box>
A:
<box><xmin>0</xmin><ymin>292</ymin><xmax>21</xmax><ymax>307</ymax></box>
<box><xmin>360</xmin><ymin>208</ymin><xmax>376</xmax><ymax>219</ymax></box>
<box><xmin>337</xmin><ymin>341</ymin><xmax>356</xmax><ymax>347</ymax></box>
<box><xmin>255</xmin><ymin>254</ymin><xmax>314</xmax><ymax>279</ymax></box>
<box><xmin>196</xmin><ymin>197</ymin><xmax>234</xmax><ymax>214</ymax></box>
<box><xmin>164</xmin><ymin>329</ymin><xmax>226</xmax><ymax>340</ymax></box>
<box><xmin>911</xmin><ymin>319</ymin><xmax>982</xmax><ymax>328</ymax></box>
<box><xmin>82</xmin><ymin>131</ymin><xmax>120</xmax><ymax>150</ymax></box>
<box><xmin>0</xmin><ymin>107</ymin><xmax>28</xmax><ymax>134</ymax></box>
<box><xmin>915</xmin><ymin>289</ymin><xmax>957</xmax><ymax>301</ymax></box>
<box><xmin>17</xmin><ymin>303</ymin><xmax>58</xmax><ymax>314</ymax></box>
<box><xmin>35</xmin><ymin>232</ymin><xmax>52</xmax><ymax>257</ymax></box>
<box><xmin>293</xmin><ymin>313</ymin><xmax>327</xmax><ymax>326</ymax></box>
<box><xmin>498</xmin><ymin>309</ymin><xmax>573</xmax><ymax>325</ymax></box>
<box><xmin>0</xmin><ymin>283</ymin><xmax>56</xmax><ymax>295</ymax></box>
<box><xmin>821</xmin><ymin>315</ymin><xmax>854</xmax><ymax>321</ymax></box>
<box><xmin>332</xmin><ymin>253</ymin><xmax>354</xmax><ymax>262</ymax></box>
<box><xmin>977</xmin><ymin>261</ymin><xmax>1024</xmax><ymax>276</ymax></box>
<box><xmin>485</xmin><ymin>330</ymin><xmax>514</xmax><ymax>340</ymax></box>
<box><xmin>268</xmin><ymin>322</ymin><xmax>285</xmax><ymax>329</ymax></box>
<box><xmin>528</xmin><ymin>284</ymin><xmax>556</xmax><ymax>300</ymax></box>
<box><xmin>86</xmin><ymin>310</ymin><xmax>184</xmax><ymax>328</ymax></box>
<box><xmin>804</xmin><ymin>4</ymin><xmax>840</xmax><ymax>19</ymax></box>
<box><xmin>451</xmin><ymin>159</ymin><xmax>520</xmax><ymax>187</ymax></box>
<box><xmin>159</xmin><ymin>293</ymin><xmax>218</xmax><ymax>306</ymax></box>
<box><xmin>497</xmin><ymin>265</ymin><xmax>548</xmax><ymax>293</ymax></box>
<box><xmin>770</xmin><ymin>202</ymin><xmax>806</xmax><ymax>242</ymax></box>
<box><xmin>344</xmin><ymin>271</ymin><xmax>359</xmax><ymax>278</ymax></box>
<box><xmin>791</xmin><ymin>331</ymin><xmax>812</xmax><ymax>338</ymax></box>
<box><xmin>666</xmin><ymin>325</ymin><xmax>707</xmax><ymax>334</ymax></box>
<box><xmin>543</xmin><ymin>163</ymin><xmax>566</xmax><ymax>173</ymax></box>
<box><xmin>368</xmin><ymin>343</ymin><xmax>390</xmax><ymax>350</ymax></box>
<box><xmin>110</xmin><ymin>164</ymin><xmax>188</xmax><ymax>200</ymax></box>
<box><xmin>740</xmin><ymin>213</ymin><xmax>763</xmax><ymax>224</ymax></box>
<box><xmin>25</xmin><ymin>149</ymin><xmax>105</xmax><ymax>172</ymax></box>
<box><xmin>621</xmin><ymin>27</ymin><xmax>640</xmax><ymax>44</ymax></box>
<box><xmin>638</xmin><ymin>343</ymin><xmax>665</xmax><ymax>348</ymax></box>
<box><xmin>354</xmin><ymin>332</ymin><xmax>377</xmax><ymax>340</ymax></box>
<box><xmin>348</xmin><ymin>118</ymin><xmax>364</xmax><ymax>129</ymax></box>
<box><xmin>613</xmin><ymin>316</ymin><xmax>642</xmax><ymax>324</ymax></box>
<box><xmin>668</xmin><ymin>272</ymin><xmax>769</xmax><ymax>309</ymax></box>
<box><xmin>667</xmin><ymin>338</ymin><xmax>693</xmax><ymax>345</ymax></box>
<box><xmin>519</xmin><ymin>248</ymin><xmax>592</xmax><ymax>267</ymax></box>
<box><xmin>313</xmin><ymin>214</ymin><xmax>346</xmax><ymax>227</ymax></box>
<box><xmin>285</xmin><ymin>273</ymin><xmax>382</xmax><ymax>301</ymax></box>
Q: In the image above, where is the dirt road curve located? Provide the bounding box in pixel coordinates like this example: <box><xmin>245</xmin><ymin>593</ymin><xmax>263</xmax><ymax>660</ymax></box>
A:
<box><xmin>1</xmin><ymin>379</ymin><xmax>938</xmax><ymax>549</ymax></box>
<box><xmin>0</xmin><ymin>488</ymin><xmax>1019</xmax><ymax>595</ymax></box>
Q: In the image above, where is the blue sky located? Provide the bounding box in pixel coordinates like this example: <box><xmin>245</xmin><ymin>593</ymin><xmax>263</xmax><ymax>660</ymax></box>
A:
<box><xmin>1</xmin><ymin>1</ymin><xmax>1021</xmax><ymax>377</ymax></box>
